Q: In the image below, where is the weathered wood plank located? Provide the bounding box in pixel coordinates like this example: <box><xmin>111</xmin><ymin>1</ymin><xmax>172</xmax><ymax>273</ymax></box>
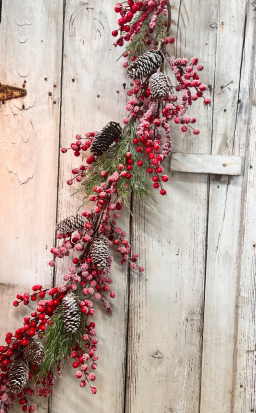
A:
<box><xmin>0</xmin><ymin>1</ymin><xmax>64</xmax><ymax>412</ymax></box>
<box><xmin>126</xmin><ymin>0</ymin><xmax>217</xmax><ymax>411</ymax></box>
<box><xmin>232</xmin><ymin>5</ymin><xmax>256</xmax><ymax>411</ymax></box>
<box><xmin>51</xmin><ymin>1</ymin><xmax>129</xmax><ymax>412</ymax></box>
<box><xmin>0</xmin><ymin>0</ymin><xmax>63</xmax><ymax>326</ymax></box>
<box><xmin>200</xmin><ymin>1</ymin><xmax>250</xmax><ymax>412</ymax></box>
<box><xmin>170</xmin><ymin>153</ymin><xmax>242</xmax><ymax>175</ymax></box>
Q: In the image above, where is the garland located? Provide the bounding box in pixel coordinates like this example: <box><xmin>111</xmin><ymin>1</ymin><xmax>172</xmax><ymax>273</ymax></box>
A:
<box><xmin>0</xmin><ymin>1</ymin><xmax>211</xmax><ymax>412</ymax></box>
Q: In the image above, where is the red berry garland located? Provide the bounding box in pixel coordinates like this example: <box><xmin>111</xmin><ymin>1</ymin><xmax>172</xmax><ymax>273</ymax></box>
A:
<box><xmin>0</xmin><ymin>2</ymin><xmax>211</xmax><ymax>413</ymax></box>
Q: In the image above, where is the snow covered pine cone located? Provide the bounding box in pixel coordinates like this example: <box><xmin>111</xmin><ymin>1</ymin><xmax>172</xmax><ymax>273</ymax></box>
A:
<box><xmin>127</xmin><ymin>49</ymin><xmax>164</xmax><ymax>79</ymax></box>
<box><xmin>62</xmin><ymin>292</ymin><xmax>81</xmax><ymax>333</ymax></box>
<box><xmin>90</xmin><ymin>235</ymin><xmax>109</xmax><ymax>270</ymax></box>
<box><xmin>57</xmin><ymin>214</ymin><xmax>87</xmax><ymax>234</ymax></box>
<box><xmin>9</xmin><ymin>359</ymin><xmax>29</xmax><ymax>394</ymax></box>
<box><xmin>23</xmin><ymin>340</ymin><xmax>46</xmax><ymax>365</ymax></box>
<box><xmin>90</xmin><ymin>121</ymin><xmax>122</xmax><ymax>157</ymax></box>
<box><xmin>149</xmin><ymin>72</ymin><xmax>169</xmax><ymax>99</ymax></box>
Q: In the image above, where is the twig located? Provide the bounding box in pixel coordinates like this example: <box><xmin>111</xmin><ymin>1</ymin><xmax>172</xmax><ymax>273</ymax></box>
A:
<box><xmin>160</xmin><ymin>0</ymin><xmax>172</xmax><ymax>73</ymax></box>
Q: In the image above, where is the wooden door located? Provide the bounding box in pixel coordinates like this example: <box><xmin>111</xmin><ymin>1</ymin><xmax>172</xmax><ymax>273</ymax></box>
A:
<box><xmin>0</xmin><ymin>1</ymin><xmax>255</xmax><ymax>412</ymax></box>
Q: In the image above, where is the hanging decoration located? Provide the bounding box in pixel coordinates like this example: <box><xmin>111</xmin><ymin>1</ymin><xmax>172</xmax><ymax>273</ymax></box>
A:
<box><xmin>0</xmin><ymin>1</ymin><xmax>211</xmax><ymax>412</ymax></box>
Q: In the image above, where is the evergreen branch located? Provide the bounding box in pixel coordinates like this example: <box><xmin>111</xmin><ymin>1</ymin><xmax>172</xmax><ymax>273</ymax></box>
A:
<box><xmin>78</xmin><ymin>121</ymin><xmax>155</xmax><ymax>210</ymax></box>
<box><xmin>36</xmin><ymin>307</ymin><xmax>87</xmax><ymax>382</ymax></box>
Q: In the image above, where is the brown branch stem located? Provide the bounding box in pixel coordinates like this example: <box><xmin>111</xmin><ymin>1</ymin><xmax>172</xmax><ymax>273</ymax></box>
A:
<box><xmin>160</xmin><ymin>0</ymin><xmax>172</xmax><ymax>73</ymax></box>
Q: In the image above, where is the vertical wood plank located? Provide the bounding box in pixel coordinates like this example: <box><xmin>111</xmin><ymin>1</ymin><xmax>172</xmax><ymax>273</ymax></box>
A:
<box><xmin>51</xmin><ymin>1</ymin><xmax>130</xmax><ymax>412</ymax></box>
<box><xmin>126</xmin><ymin>0</ymin><xmax>217</xmax><ymax>411</ymax></box>
<box><xmin>0</xmin><ymin>0</ymin><xmax>64</xmax><ymax>411</ymax></box>
<box><xmin>200</xmin><ymin>1</ymin><xmax>251</xmax><ymax>412</ymax></box>
<box><xmin>232</xmin><ymin>5</ymin><xmax>256</xmax><ymax>412</ymax></box>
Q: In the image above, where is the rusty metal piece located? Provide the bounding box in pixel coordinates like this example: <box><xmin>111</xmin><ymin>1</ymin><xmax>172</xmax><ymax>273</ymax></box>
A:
<box><xmin>0</xmin><ymin>84</ymin><xmax>27</xmax><ymax>101</ymax></box>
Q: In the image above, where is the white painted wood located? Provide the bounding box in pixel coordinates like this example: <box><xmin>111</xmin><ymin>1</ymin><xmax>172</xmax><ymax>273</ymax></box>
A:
<box><xmin>170</xmin><ymin>153</ymin><xmax>242</xmax><ymax>175</ymax></box>
<box><xmin>0</xmin><ymin>1</ymin><xmax>63</xmax><ymax>412</ymax></box>
<box><xmin>232</xmin><ymin>6</ymin><xmax>256</xmax><ymax>411</ymax></box>
<box><xmin>51</xmin><ymin>1</ymin><xmax>129</xmax><ymax>412</ymax></box>
<box><xmin>126</xmin><ymin>0</ymin><xmax>217</xmax><ymax>411</ymax></box>
<box><xmin>0</xmin><ymin>1</ymin><xmax>255</xmax><ymax>413</ymax></box>
<box><xmin>200</xmin><ymin>1</ymin><xmax>250</xmax><ymax>412</ymax></box>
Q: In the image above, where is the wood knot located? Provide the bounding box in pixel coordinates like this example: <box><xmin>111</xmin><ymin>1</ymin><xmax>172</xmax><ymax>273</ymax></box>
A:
<box><xmin>151</xmin><ymin>350</ymin><xmax>163</xmax><ymax>359</ymax></box>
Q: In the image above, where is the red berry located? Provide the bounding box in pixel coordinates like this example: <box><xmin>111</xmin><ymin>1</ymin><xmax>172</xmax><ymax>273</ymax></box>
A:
<box><xmin>22</xmin><ymin>339</ymin><xmax>28</xmax><ymax>346</ymax></box>
<box><xmin>197</xmin><ymin>63</ymin><xmax>204</xmax><ymax>71</ymax></box>
<box><xmin>137</xmin><ymin>160</ymin><xmax>143</xmax><ymax>166</ymax></box>
<box><xmin>110</xmin><ymin>292</ymin><xmax>116</xmax><ymax>298</ymax></box>
<box><xmin>191</xmin><ymin>56</ymin><xmax>199</xmax><ymax>65</ymax></box>
<box><xmin>162</xmin><ymin>175</ymin><xmax>169</xmax><ymax>182</ymax></box>
<box><xmin>112</xmin><ymin>30</ymin><xmax>118</xmax><ymax>37</ymax></box>
<box><xmin>73</xmin><ymin>258</ymin><xmax>79</xmax><ymax>264</ymax></box>
<box><xmin>160</xmin><ymin>189</ymin><xmax>167</xmax><ymax>195</ymax></box>
<box><xmin>147</xmin><ymin>168</ymin><xmax>153</xmax><ymax>174</ymax></box>
<box><xmin>204</xmin><ymin>97</ymin><xmax>211</xmax><ymax>105</ymax></box>
<box><xmin>153</xmin><ymin>183</ymin><xmax>160</xmax><ymax>189</ymax></box>
<box><xmin>131</xmin><ymin>4</ymin><xmax>139</xmax><ymax>12</ymax></box>
<box><xmin>13</xmin><ymin>301</ymin><xmax>19</xmax><ymax>307</ymax></box>
<box><xmin>61</xmin><ymin>148</ymin><xmax>67</xmax><ymax>153</ymax></box>
<box><xmin>181</xmin><ymin>126</ymin><xmax>188</xmax><ymax>132</ymax></box>
<box><xmin>115</xmin><ymin>3</ymin><xmax>122</xmax><ymax>12</ymax></box>
<box><xmin>152</xmin><ymin>176</ymin><xmax>159</xmax><ymax>182</ymax></box>
<box><xmin>193</xmin><ymin>128</ymin><xmax>200</xmax><ymax>135</ymax></box>
<box><xmin>73</xmin><ymin>361</ymin><xmax>79</xmax><ymax>368</ymax></box>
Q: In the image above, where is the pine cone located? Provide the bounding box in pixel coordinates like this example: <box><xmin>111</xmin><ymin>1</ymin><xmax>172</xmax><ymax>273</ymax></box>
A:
<box><xmin>62</xmin><ymin>292</ymin><xmax>81</xmax><ymax>333</ymax></box>
<box><xmin>127</xmin><ymin>50</ymin><xmax>164</xmax><ymax>79</ymax></box>
<box><xmin>90</xmin><ymin>122</ymin><xmax>122</xmax><ymax>157</ymax></box>
<box><xmin>57</xmin><ymin>214</ymin><xmax>86</xmax><ymax>234</ymax></box>
<box><xmin>90</xmin><ymin>235</ymin><xmax>109</xmax><ymax>270</ymax></box>
<box><xmin>23</xmin><ymin>340</ymin><xmax>46</xmax><ymax>365</ymax></box>
<box><xmin>149</xmin><ymin>72</ymin><xmax>169</xmax><ymax>99</ymax></box>
<box><xmin>9</xmin><ymin>359</ymin><xmax>29</xmax><ymax>394</ymax></box>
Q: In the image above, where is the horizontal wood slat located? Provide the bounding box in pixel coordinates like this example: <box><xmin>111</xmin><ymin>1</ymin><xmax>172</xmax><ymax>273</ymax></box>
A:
<box><xmin>170</xmin><ymin>153</ymin><xmax>242</xmax><ymax>175</ymax></box>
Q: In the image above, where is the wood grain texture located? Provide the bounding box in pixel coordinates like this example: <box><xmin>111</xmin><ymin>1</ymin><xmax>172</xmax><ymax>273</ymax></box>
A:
<box><xmin>0</xmin><ymin>1</ymin><xmax>64</xmax><ymax>412</ymax></box>
<box><xmin>126</xmin><ymin>0</ymin><xmax>217</xmax><ymax>411</ymax></box>
<box><xmin>0</xmin><ymin>1</ymin><xmax>255</xmax><ymax>412</ymax></box>
<box><xmin>50</xmin><ymin>1</ymin><xmax>130</xmax><ymax>412</ymax></box>
<box><xmin>200</xmin><ymin>1</ymin><xmax>251</xmax><ymax>412</ymax></box>
<box><xmin>170</xmin><ymin>153</ymin><xmax>242</xmax><ymax>175</ymax></box>
<box><xmin>232</xmin><ymin>5</ymin><xmax>256</xmax><ymax>412</ymax></box>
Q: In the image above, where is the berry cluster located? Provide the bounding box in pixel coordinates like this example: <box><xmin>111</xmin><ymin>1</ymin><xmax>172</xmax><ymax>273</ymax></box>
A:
<box><xmin>112</xmin><ymin>0</ymin><xmax>169</xmax><ymax>49</ymax></box>
<box><xmin>0</xmin><ymin>1</ymin><xmax>211</xmax><ymax>412</ymax></box>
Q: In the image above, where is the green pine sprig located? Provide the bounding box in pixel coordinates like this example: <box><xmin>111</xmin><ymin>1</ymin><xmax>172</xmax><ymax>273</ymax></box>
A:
<box><xmin>36</xmin><ymin>306</ymin><xmax>87</xmax><ymax>382</ymax></box>
<box><xmin>76</xmin><ymin>121</ymin><xmax>155</xmax><ymax>210</ymax></box>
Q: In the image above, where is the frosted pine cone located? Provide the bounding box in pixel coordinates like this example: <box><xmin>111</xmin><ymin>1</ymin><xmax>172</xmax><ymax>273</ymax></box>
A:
<box><xmin>23</xmin><ymin>340</ymin><xmax>46</xmax><ymax>365</ymax></box>
<box><xmin>9</xmin><ymin>359</ymin><xmax>29</xmax><ymax>394</ymax></box>
<box><xmin>90</xmin><ymin>235</ymin><xmax>109</xmax><ymax>270</ymax></box>
<box><xmin>62</xmin><ymin>292</ymin><xmax>81</xmax><ymax>333</ymax></box>
<box><xmin>90</xmin><ymin>121</ymin><xmax>122</xmax><ymax>157</ymax></box>
<box><xmin>127</xmin><ymin>50</ymin><xmax>164</xmax><ymax>79</ymax></box>
<box><xmin>57</xmin><ymin>214</ymin><xmax>86</xmax><ymax>234</ymax></box>
<box><xmin>149</xmin><ymin>72</ymin><xmax>169</xmax><ymax>99</ymax></box>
